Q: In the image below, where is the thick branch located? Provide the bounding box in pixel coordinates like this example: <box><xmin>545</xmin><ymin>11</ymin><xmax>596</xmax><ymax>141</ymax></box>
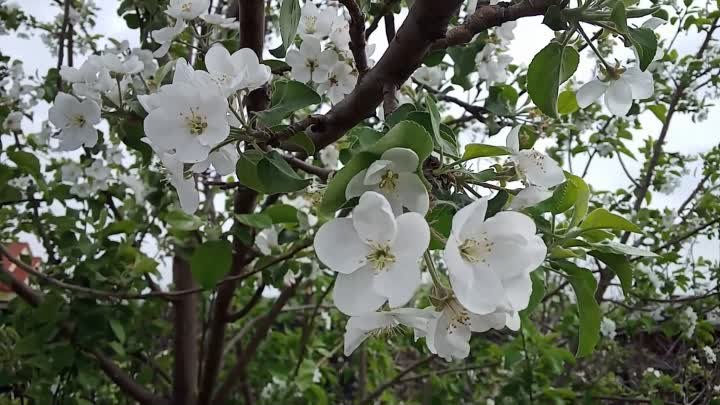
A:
<box><xmin>308</xmin><ymin>0</ymin><xmax>464</xmax><ymax>150</ymax></box>
<box><xmin>238</xmin><ymin>0</ymin><xmax>269</xmax><ymax>113</ymax></box>
<box><xmin>338</xmin><ymin>0</ymin><xmax>369</xmax><ymax>77</ymax></box>
<box><xmin>171</xmin><ymin>257</ymin><xmax>199</xmax><ymax>405</ymax></box>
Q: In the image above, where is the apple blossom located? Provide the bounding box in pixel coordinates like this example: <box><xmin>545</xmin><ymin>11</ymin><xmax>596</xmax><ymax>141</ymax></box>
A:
<box><xmin>100</xmin><ymin>54</ymin><xmax>144</xmax><ymax>75</ymax></box>
<box><xmin>475</xmin><ymin>43</ymin><xmax>513</xmax><ymax>84</ymax></box>
<box><xmin>131</xmin><ymin>48</ymin><xmax>158</xmax><ymax>77</ymax></box>
<box><xmin>165</xmin><ymin>0</ymin><xmax>209</xmax><ymax>20</ymax></box>
<box><xmin>204</xmin><ymin>44</ymin><xmax>271</xmax><ymax>95</ymax></box>
<box><xmin>346</xmin><ymin>148</ymin><xmax>430</xmax><ymax>216</ymax></box>
<box><xmin>319</xmin><ymin>144</ymin><xmax>340</xmax><ymax>169</ymax></box>
<box><xmin>298</xmin><ymin>2</ymin><xmax>336</xmax><ymax>39</ymax></box>
<box><xmin>255</xmin><ymin>227</ymin><xmax>280</xmax><ymax>256</ymax></box>
<box><xmin>413</xmin><ymin>66</ymin><xmax>444</xmax><ymax>88</ymax></box>
<box><xmin>200</xmin><ymin>14</ymin><xmax>237</xmax><ymax>27</ymax></box>
<box><xmin>510</xmin><ymin>185</ymin><xmax>552</xmax><ymax>209</ymax></box>
<box><xmin>506</xmin><ymin>126</ymin><xmax>565</xmax><ymax>188</ymax></box>
<box><xmin>424</xmin><ymin>300</ymin><xmax>513</xmax><ymax>361</ymax></box>
<box><xmin>343</xmin><ymin>308</ymin><xmax>434</xmax><ymax>356</ymax></box>
<box><xmin>495</xmin><ymin>21</ymin><xmax>517</xmax><ymax>42</ymax></box>
<box><xmin>48</xmin><ymin>92</ymin><xmax>101</xmax><ymax>151</ymax></box>
<box><xmin>286</xmin><ymin>36</ymin><xmax>337</xmax><ymax>84</ymax></box>
<box><xmin>8</xmin><ymin>175</ymin><xmax>32</xmax><ymax>189</ymax></box>
<box><xmin>151</xmin><ymin>18</ymin><xmax>186</xmax><ymax>57</ymax></box>
<box><xmin>143</xmin><ymin>82</ymin><xmax>230</xmax><ymax>163</ymax></box>
<box><xmin>143</xmin><ymin>137</ymin><xmax>200</xmax><ymax>214</ymax></box>
<box><xmin>191</xmin><ymin>144</ymin><xmax>240</xmax><ymax>176</ymax></box>
<box><xmin>444</xmin><ymin>197</ymin><xmax>547</xmax><ymax>315</ymax></box>
<box><xmin>576</xmin><ymin>66</ymin><xmax>654</xmax><ymax>116</ymax></box>
<box><xmin>60</xmin><ymin>57</ymin><xmax>113</xmax><ymax>101</ymax></box>
<box><xmin>3</xmin><ymin>111</ymin><xmax>22</xmax><ymax>131</ymax></box>
<box><xmin>314</xmin><ymin>192</ymin><xmax>429</xmax><ymax>315</ymax></box>
<box><xmin>316</xmin><ymin>61</ymin><xmax>356</xmax><ymax>104</ymax></box>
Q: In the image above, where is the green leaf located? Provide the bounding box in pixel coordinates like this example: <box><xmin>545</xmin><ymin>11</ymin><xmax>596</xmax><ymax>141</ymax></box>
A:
<box><xmin>109</xmin><ymin>320</ymin><xmax>126</xmax><ymax>343</ymax></box>
<box><xmin>580</xmin><ymin>208</ymin><xmax>642</xmax><ymax>233</ymax></box>
<box><xmin>611</xmin><ymin>1</ymin><xmax>628</xmax><ymax>33</ymax></box>
<box><xmin>590</xmin><ymin>252</ymin><xmax>633</xmax><ymax>296</ymax></box>
<box><xmin>287</xmin><ymin>131</ymin><xmax>316</xmax><ymax>155</ymax></box>
<box><xmin>527</xmin><ymin>43</ymin><xmax>579</xmax><ymax>117</ymax></box>
<box><xmin>568</xmin><ymin>174</ymin><xmax>590</xmax><ymax>228</ymax></box>
<box><xmin>648</xmin><ymin>104</ymin><xmax>667</xmax><ymax>123</ymax></box>
<box><xmin>165</xmin><ymin>210</ymin><xmax>203</xmax><ymax>231</ymax></box>
<box><xmin>8</xmin><ymin>150</ymin><xmax>41</xmax><ymax>179</ymax></box>
<box><xmin>523</xmin><ymin>270</ymin><xmax>546</xmax><ymax>314</ymax></box>
<box><xmin>542</xmin><ymin>4</ymin><xmax>569</xmax><ymax>30</ymax></box>
<box><xmin>555</xmin><ymin>261</ymin><xmax>601</xmax><ymax>357</ymax></box>
<box><xmin>264</xmin><ymin>204</ymin><xmax>299</xmax><ymax>224</ymax></box>
<box><xmin>235</xmin><ymin>213</ymin><xmax>273</xmax><ymax>228</ymax></box>
<box><xmin>557</xmin><ymin>91</ymin><xmax>579</xmax><ymax>115</ymax></box>
<box><xmin>319</xmin><ymin>121</ymin><xmax>433</xmax><ymax>214</ymax></box>
<box><xmin>279</xmin><ymin>0</ymin><xmax>301</xmax><ymax>50</ymax></box>
<box><xmin>628</xmin><ymin>27</ymin><xmax>657</xmax><ymax>71</ymax></box>
<box><xmin>461</xmin><ymin>144</ymin><xmax>509</xmax><ymax>159</ymax></box>
<box><xmin>257</xmin><ymin>151</ymin><xmax>312</xmax><ymax>194</ymax></box>
<box><xmin>256</xmin><ymin>81</ymin><xmax>321</xmax><ymax>126</ymax></box>
<box><xmin>427</xmin><ymin>202</ymin><xmax>455</xmax><ymax>250</ymax></box>
<box><xmin>425</xmin><ymin>95</ymin><xmax>443</xmax><ymax>154</ymax></box>
<box><xmin>236</xmin><ymin>150</ymin><xmax>265</xmax><ymax>192</ymax></box>
<box><xmin>589</xmin><ymin>241</ymin><xmax>657</xmax><ymax>257</ymax></box>
<box><xmin>385</xmin><ymin>103</ymin><xmax>416</xmax><ymax>128</ymax></box>
<box><xmin>191</xmin><ymin>240</ymin><xmax>233</xmax><ymax>289</ymax></box>
<box><xmin>485</xmin><ymin>84</ymin><xmax>519</xmax><ymax>116</ymax></box>
<box><xmin>534</xmin><ymin>176</ymin><xmax>576</xmax><ymax>215</ymax></box>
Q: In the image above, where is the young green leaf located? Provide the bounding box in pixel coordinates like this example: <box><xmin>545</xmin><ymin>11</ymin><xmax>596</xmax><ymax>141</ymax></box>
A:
<box><xmin>611</xmin><ymin>1</ymin><xmax>629</xmax><ymax>34</ymax></box>
<box><xmin>461</xmin><ymin>144</ymin><xmax>510</xmax><ymax>159</ymax></box>
<box><xmin>279</xmin><ymin>0</ymin><xmax>301</xmax><ymax>50</ymax></box>
<box><xmin>191</xmin><ymin>240</ymin><xmax>233</xmax><ymax>289</ymax></box>
<box><xmin>580</xmin><ymin>208</ymin><xmax>642</xmax><ymax>233</ymax></box>
<box><xmin>527</xmin><ymin>42</ymin><xmax>579</xmax><ymax>117</ymax></box>
<box><xmin>556</xmin><ymin>261</ymin><xmax>601</xmax><ymax>357</ymax></box>
<box><xmin>256</xmin><ymin>81</ymin><xmax>321</xmax><ymax>126</ymax></box>
<box><xmin>628</xmin><ymin>27</ymin><xmax>658</xmax><ymax>71</ymax></box>
<box><xmin>590</xmin><ymin>252</ymin><xmax>633</xmax><ymax>297</ymax></box>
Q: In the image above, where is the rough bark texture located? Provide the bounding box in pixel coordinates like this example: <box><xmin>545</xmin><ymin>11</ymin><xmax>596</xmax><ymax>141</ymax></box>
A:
<box><xmin>171</xmin><ymin>257</ymin><xmax>199</xmax><ymax>405</ymax></box>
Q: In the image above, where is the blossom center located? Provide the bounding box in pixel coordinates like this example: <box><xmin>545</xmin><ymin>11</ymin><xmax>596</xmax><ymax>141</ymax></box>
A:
<box><xmin>445</xmin><ymin>300</ymin><xmax>470</xmax><ymax>335</ymax></box>
<box><xmin>180</xmin><ymin>2</ymin><xmax>192</xmax><ymax>12</ymax></box>
<box><xmin>366</xmin><ymin>243</ymin><xmax>396</xmax><ymax>272</ymax></box>
<box><xmin>183</xmin><ymin>109</ymin><xmax>208</xmax><ymax>136</ymax></box>
<box><xmin>458</xmin><ymin>235</ymin><xmax>494</xmax><ymax>264</ymax></box>
<box><xmin>379</xmin><ymin>170</ymin><xmax>399</xmax><ymax>192</ymax></box>
<box><xmin>304</xmin><ymin>16</ymin><xmax>317</xmax><ymax>33</ymax></box>
<box><xmin>521</xmin><ymin>150</ymin><xmax>550</xmax><ymax>175</ymax></box>
<box><xmin>70</xmin><ymin>114</ymin><xmax>86</xmax><ymax>127</ymax></box>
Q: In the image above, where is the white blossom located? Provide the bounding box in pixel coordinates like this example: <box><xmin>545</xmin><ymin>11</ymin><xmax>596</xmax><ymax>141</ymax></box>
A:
<box><xmin>255</xmin><ymin>227</ymin><xmax>280</xmax><ymax>256</ymax></box>
<box><xmin>319</xmin><ymin>144</ymin><xmax>340</xmax><ymax>169</ymax></box>
<box><xmin>506</xmin><ymin>126</ymin><xmax>565</xmax><ymax>188</ymax></box>
<box><xmin>413</xmin><ymin>66</ymin><xmax>444</xmax><ymax>88</ymax></box>
<box><xmin>510</xmin><ymin>185</ymin><xmax>552</xmax><ymax>209</ymax></box>
<box><xmin>495</xmin><ymin>21</ymin><xmax>516</xmax><ymax>42</ymax></box>
<box><xmin>577</xmin><ymin>66</ymin><xmax>654</xmax><ymax>116</ymax></box>
<box><xmin>8</xmin><ymin>175</ymin><xmax>32</xmax><ymax>189</ymax></box>
<box><xmin>343</xmin><ymin>308</ymin><xmax>434</xmax><ymax>355</ymax></box>
<box><xmin>165</xmin><ymin>0</ymin><xmax>209</xmax><ymax>20</ymax></box>
<box><xmin>445</xmin><ymin>197</ymin><xmax>547</xmax><ymax>315</ymax></box>
<box><xmin>475</xmin><ymin>43</ymin><xmax>512</xmax><ymax>84</ymax></box>
<box><xmin>286</xmin><ymin>37</ymin><xmax>337</xmax><ymax>84</ymax></box>
<box><xmin>151</xmin><ymin>18</ymin><xmax>187</xmax><ymax>57</ymax></box>
<box><xmin>100</xmin><ymin>53</ymin><xmax>144</xmax><ymax>75</ymax></box>
<box><xmin>298</xmin><ymin>2</ymin><xmax>336</xmax><ymax>39</ymax></box>
<box><xmin>3</xmin><ymin>111</ymin><xmax>23</xmax><ymax>131</ymax></box>
<box><xmin>346</xmin><ymin>148</ymin><xmax>430</xmax><ymax>216</ymax></box>
<box><xmin>48</xmin><ymin>92</ymin><xmax>101</xmax><ymax>151</ymax></box>
<box><xmin>316</xmin><ymin>62</ymin><xmax>356</xmax><ymax>104</ymax></box>
<box><xmin>703</xmin><ymin>346</ymin><xmax>716</xmax><ymax>364</ymax></box>
<box><xmin>600</xmin><ymin>317</ymin><xmax>617</xmax><ymax>340</ymax></box>
<box><xmin>191</xmin><ymin>144</ymin><xmax>240</xmax><ymax>175</ymax></box>
<box><xmin>314</xmin><ymin>192</ymin><xmax>430</xmax><ymax>315</ymax></box>
<box><xmin>143</xmin><ymin>137</ymin><xmax>200</xmax><ymax>214</ymax></box>
<box><xmin>143</xmin><ymin>82</ymin><xmax>229</xmax><ymax>163</ymax></box>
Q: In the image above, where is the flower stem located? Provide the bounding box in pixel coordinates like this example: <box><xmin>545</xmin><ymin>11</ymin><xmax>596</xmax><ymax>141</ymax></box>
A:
<box><xmin>576</xmin><ymin>23</ymin><xmax>613</xmax><ymax>72</ymax></box>
<box><xmin>423</xmin><ymin>251</ymin><xmax>445</xmax><ymax>292</ymax></box>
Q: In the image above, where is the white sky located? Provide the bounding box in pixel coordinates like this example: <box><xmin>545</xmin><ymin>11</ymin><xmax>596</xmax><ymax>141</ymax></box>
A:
<box><xmin>3</xmin><ymin>1</ymin><xmax>719</xmax><ymax>288</ymax></box>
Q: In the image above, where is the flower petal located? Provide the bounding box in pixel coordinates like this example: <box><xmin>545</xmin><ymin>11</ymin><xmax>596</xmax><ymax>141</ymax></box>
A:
<box><xmin>396</xmin><ymin>173</ymin><xmax>430</xmax><ymax>215</ymax></box>
<box><xmin>505</xmin><ymin>125</ymin><xmax>521</xmax><ymax>153</ymax></box>
<box><xmin>333</xmin><ymin>266</ymin><xmax>387</xmax><ymax>315</ymax></box>
<box><xmin>623</xmin><ymin>67</ymin><xmax>654</xmax><ymax>100</ymax></box>
<box><xmin>469</xmin><ymin>311</ymin><xmax>506</xmax><ymax>332</ymax></box>
<box><xmin>363</xmin><ymin>160</ymin><xmax>392</xmax><ymax>185</ymax></box>
<box><xmin>345</xmin><ymin>169</ymin><xmax>373</xmax><ymax>199</ymax></box>
<box><xmin>381</xmin><ymin>147</ymin><xmax>419</xmax><ymax>173</ymax></box>
<box><xmin>576</xmin><ymin>79</ymin><xmax>608</xmax><ymax>108</ymax></box>
<box><xmin>452</xmin><ymin>198</ymin><xmax>488</xmax><ymax>240</ymax></box>
<box><xmin>373</xmin><ymin>258</ymin><xmax>421</xmax><ymax>308</ymax></box>
<box><xmin>392</xmin><ymin>212</ymin><xmax>430</xmax><ymax>260</ymax></box>
<box><xmin>352</xmin><ymin>192</ymin><xmax>397</xmax><ymax>245</ymax></box>
<box><xmin>314</xmin><ymin>218</ymin><xmax>369</xmax><ymax>274</ymax></box>
<box><xmin>502</xmin><ymin>273</ymin><xmax>533</xmax><ymax>311</ymax></box>
<box><xmin>605</xmin><ymin>78</ymin><xmax>632</xmax><ymax>116</ymax></box>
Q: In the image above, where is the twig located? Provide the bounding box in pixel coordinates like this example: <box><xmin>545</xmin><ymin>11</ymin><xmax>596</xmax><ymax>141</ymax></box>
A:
<box><xmin>338</xmin><ymin>0</ymin><xmax>369</xmax><ymax>78</ymax></box>
<box><xmin>358</xmin><ymin>355</ymin><xmax>436</xmax><ymax>404</ymax></box>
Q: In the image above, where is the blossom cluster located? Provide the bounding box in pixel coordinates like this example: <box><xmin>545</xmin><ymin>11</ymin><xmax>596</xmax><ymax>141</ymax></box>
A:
<box><xmin>314</xmin><ymin>128</ymin><xmax>563</xmax><ymax>361</ymax></box>
<box><xmin>286</xmin><ymin>2</ymin><xmax>366</xmax><ymax>104</ymax></box>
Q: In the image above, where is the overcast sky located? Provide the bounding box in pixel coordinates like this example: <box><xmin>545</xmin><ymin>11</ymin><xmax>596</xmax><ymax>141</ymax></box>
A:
<box><xmin>4</xmin><ymin>1</ymin><xmax>718</xmax><ymax>286</ymax></box>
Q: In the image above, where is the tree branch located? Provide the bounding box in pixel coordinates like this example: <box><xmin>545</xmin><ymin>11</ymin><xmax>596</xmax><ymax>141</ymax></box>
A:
<box><xmin>338</xmin><ymin>0</ymin><xmax>369</xmax><ymax>78</ymax></box>
<box><xmin>171</xmin><ymin>257</ymin><xmax>199</xmax><ymax>405</ymax></box>
<box><xmin>359</xmin><ymin>355</ymin><xmax>436</xmax><ymax>405</ymax></box>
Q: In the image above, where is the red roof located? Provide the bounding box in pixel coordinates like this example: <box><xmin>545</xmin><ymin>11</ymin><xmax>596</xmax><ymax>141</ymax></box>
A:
<box><xmin>0</xmin><ymin>242</ymin><xmax>40</xmax><ymax>296</ymax></box>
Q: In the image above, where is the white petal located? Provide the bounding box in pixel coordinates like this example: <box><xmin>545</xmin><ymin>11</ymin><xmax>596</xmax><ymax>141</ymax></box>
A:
<box><xmin>205</xmin><ymin>45</ymin><xmax>234</xmax><ymax>76</ymax></box>
<box><xmin>451</xmin><ymin>265</ymin><xmax>505</xmax><ymax>315</ymax></box>
<box><xmin>510</xmin><ymin>186</ymin><xmax>552</xmax><ymax>209</ymax></box>
<box><xmin>396</xmin><ymin>173</ymin><xmax>430</xmax><ymax>215</ymax></box>
<box><xmin>469</xmin><ymin>311</ymin><xmax>506</xmax><ymax>332</ymax></box>
<box><xmin>505</xmin><ymin>125</ymin><xmax>521</xmax><ymax>152</ymax></box>
<box><xmin>502</xmin><ymin>273</ymin><xmax>533</xmax><ymax>311</ymax></box>
<box><xmin>344</xmin><ymin>314</ymin><xmax>391</xmax><ymax>355</ymax></box>
<box><xmin>452</xmin><ymin>198</ymin><xmax>488</xmax><ymax>240</ymax></box>
<box><xmin>333</xmin><ymin>266</ymin><xmax>386</xmax><ymax>315</ymax></box>
<box><xmin>345</xmin><ymin>169</ymin><xmax>373</xmax><ymax>199</ymax></box>
<box><xmin>605</xmin><ymin>79</ymin><xmax>633</xmax><ymax>116</ymax></box>
<box><xmin>392</xmin><ymin>212</ymin><xmax>430</xmax><ymax>260</ymax></box>
<box><xmin>516</xmin><ymin>150</ymin><xmax>566</xmax><ymax>188</ymax></box>
<box><xmin>444</xmin><ymin>236</ymin><xmax>475</xmax><ymax>287</ymax></box>
<box><xmin>381</xmin><ymin>148</ymin><xmax>419</xmax><ymax>173</ymax></box>
<box><xmin>505</xmin><ymin>311</ymin><xmax>521</xmax><ymax>331</ymax></box>
<box><xmin>314</xmin><ymin>218</ymin><xmax>369</xmax><ymax>274</ymax></box>
<box><xmin>373</xmin><ymin>258</ymin><xmax>421</xmax><ymax>308</ymax></box>
<box><xmin>176</xmin><ymin>176</ymin><xmax>199</xmax><ymax>214</ymax></box>
<box><xmin>363</xmin><ymin>160</ymin><xmax>393</xmax><ymax>185</ymax></box>
<box><xmin>623</xmin><ymin>67</ymin><xmax>654</xmax><ymax>100</ymax></box>
<box><xmin>576</xmin><ymin>80</ymin><xmax>608</xmax><ymax>108</ymax></box>
<box><xmin>352</xmin><ymin>192</ymin><xmax>397</xmax><ymax>245</ymax></box>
